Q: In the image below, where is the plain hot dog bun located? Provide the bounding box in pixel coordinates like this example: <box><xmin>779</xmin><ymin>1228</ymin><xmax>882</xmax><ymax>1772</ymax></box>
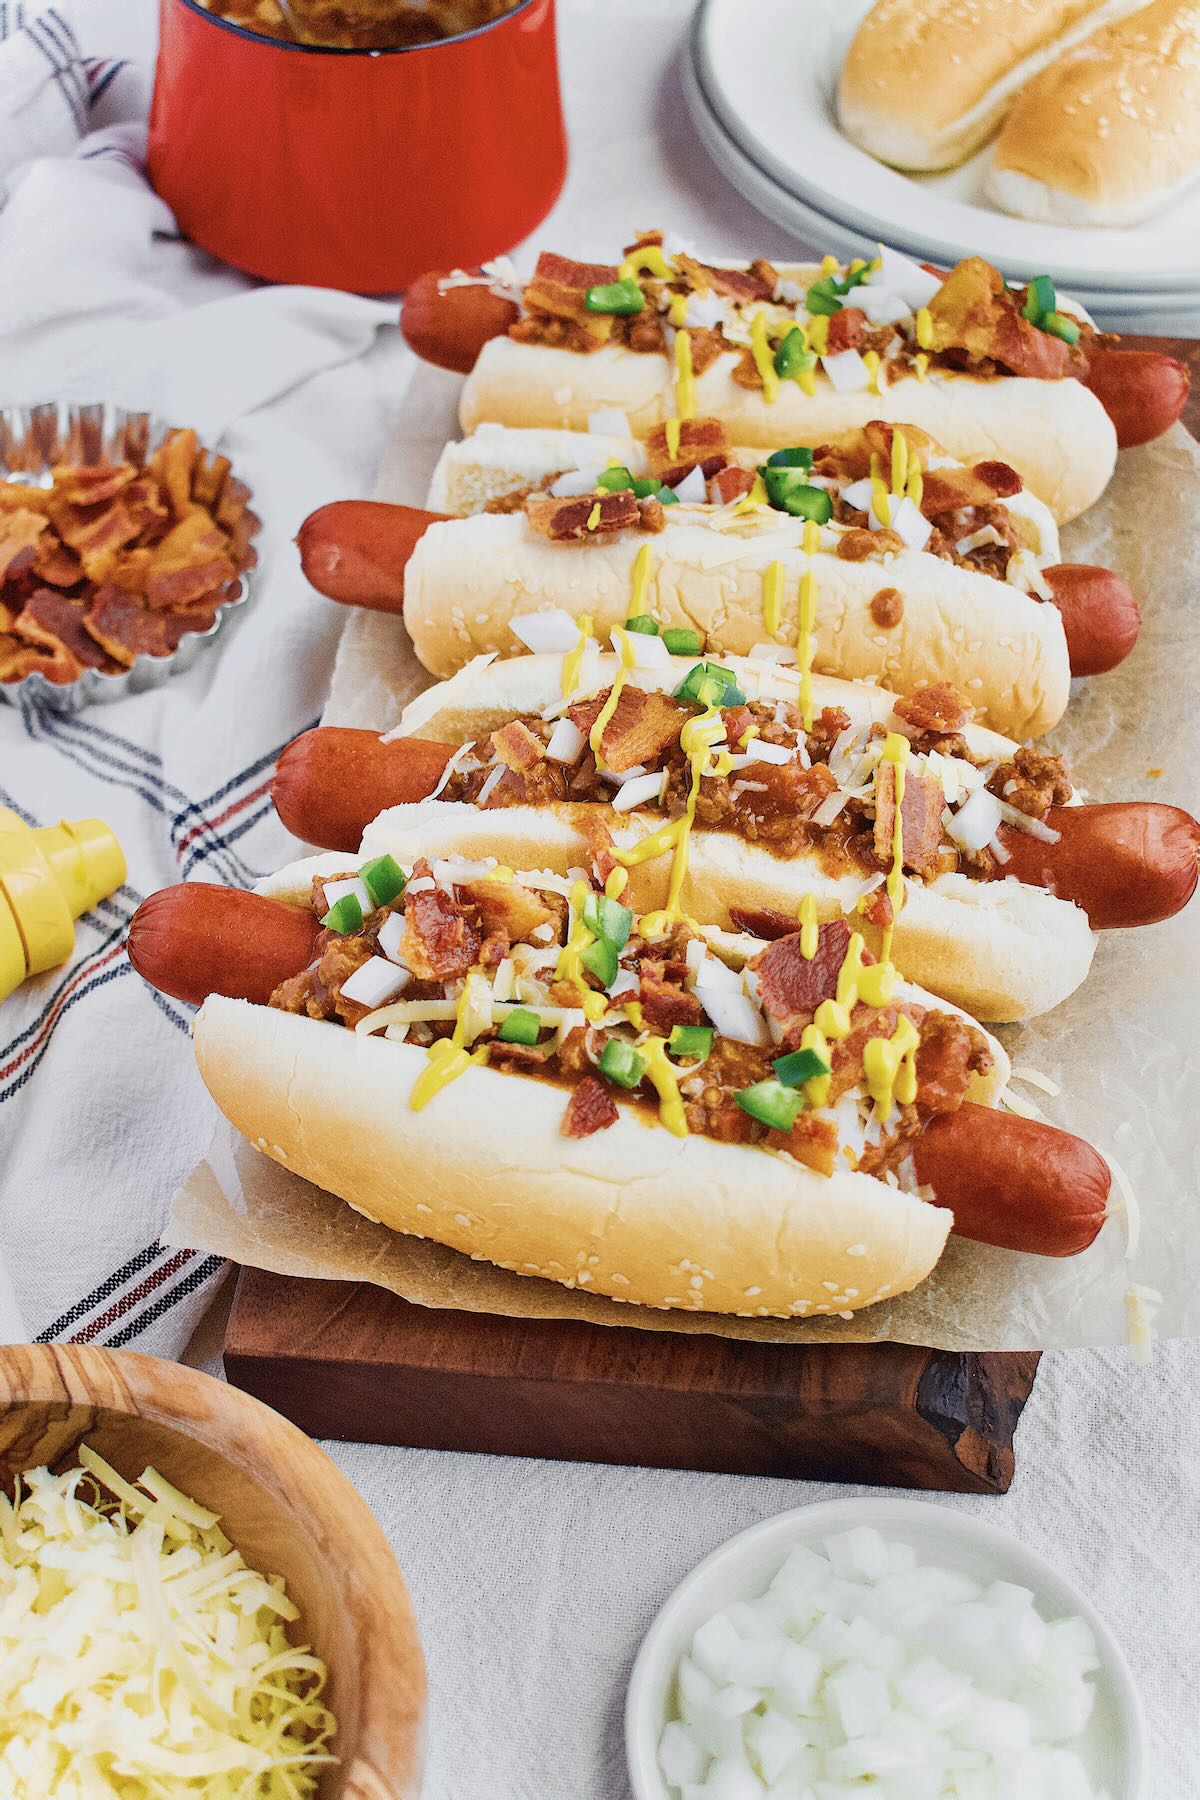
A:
<box><xmin>837</xmin><ymin>0</ymin><xmax>1141</xmax><ymax>171</ymax></box>
<box><xmin>458</xmin><ymin>326</ymin><xmax>1117</xmax><ymax>526</ymax></box>
<box><xmin>193</xmin><ymin>845</ymin><xmax>1013</xmax><ymax>1319</ymax></box>
<box><xmin>403</xmin><ymin>507</ymin><xmax>1072</xmax><ymax>739</ymax></box>
<box><xmin>387</xmin><ymin>652</ymin><xmax>1096</xmax><ymax>1024</ymax></box>
<box><xmin>988</xmin><ymin>0</ymin><xmax>1200</xmax><ymax>226</ymax></box>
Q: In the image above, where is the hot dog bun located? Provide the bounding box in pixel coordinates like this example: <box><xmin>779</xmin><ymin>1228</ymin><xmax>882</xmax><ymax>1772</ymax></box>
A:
<box><xmin>987</xmin><ymin>0</ymin><xmax>1200</xmax><ymax>226</ymax></box>
<box><xmin>402</xmin><ymin>510</ymin><xmax>1072</xmax><ymax>739</ymax></box>
<box><xmin>458</xmin><ymin>335</ymin><xmax>1117</xmax><ymax>523</ymax></box>
<box><xmin>192</xmin><ymin>993</ymin><xmax>957</xmax><ymax>1319</ymax></box>
<box><xmin>837</xmin><ymin>0</ymin><xmax>1140</xmax><ymax>172</ymax></box>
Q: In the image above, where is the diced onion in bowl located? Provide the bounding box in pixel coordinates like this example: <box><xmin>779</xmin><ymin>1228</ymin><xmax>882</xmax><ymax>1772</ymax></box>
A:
<box><xmin>820</xmin><ymin>349</ymin><xmax>872</xmax><ymax>394</ymax></box>
<box><xmin>511</xmin><ymin>608</ymin><xmax>585</xmax><ymax>654</ymax></box>
<box><xmin>340</xmin><ymin>956</ymin><xmax>412</xmax><ymax>1010</ymax></box>
<box><xmin>671</xmin><ymin>465</ymin><xmax>708</xmax><ymax>504</ymax></box>
<box><xmin>612</xmin><ymin>771</ymin><xmax>667</xmax><ymax>812</ymax></box>
<box><xmin>945</xmin><ymin>787</ymin><xmax>1003</xmax><ymax>854</ymax></box>
<box><xmin>546</xmin><ymin>717</ymin><xmax>585</xmax><ymax>764</ymax></box>
<box><xmin>587</xmin><ymin>408</ymin><xmax>631</xmax><ymax>436</ymax></box>
<box><xmin>548</xmin><ymin>467</ymin><xmax>604</xmax><ymax>497</ymax></box>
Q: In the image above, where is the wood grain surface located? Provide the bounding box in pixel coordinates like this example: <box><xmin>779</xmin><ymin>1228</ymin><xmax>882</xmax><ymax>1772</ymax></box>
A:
<box><xmin>0</xmin><ymin>1343</ymin><xmax>426</xmax><ymax>1800</ymax></box>
<box><xmin>225</xmin><ymin>1270</ymin><xmax>1040</xmax><ymax>1495</ymax></box>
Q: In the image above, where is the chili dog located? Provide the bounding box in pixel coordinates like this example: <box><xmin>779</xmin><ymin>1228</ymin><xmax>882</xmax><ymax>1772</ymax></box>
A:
<box><xmin>297</xmin><ymin>418</ymin><xmax>1142</xmax><ymax>718</ymax></box>
<box><xmin>400</xmin><ymin>239</ymin><xmax>1188</xmax><ymax>519</ymax></box>
<box><xmin>126</xmin><ymin>852</ymin><xmax>1112</xmax><ymax>1318</ymax></box>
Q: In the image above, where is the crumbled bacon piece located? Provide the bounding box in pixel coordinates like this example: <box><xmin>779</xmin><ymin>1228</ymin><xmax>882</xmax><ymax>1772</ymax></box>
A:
<box><xmin>523</xmin><ymin>252</ymin><xmax>619</xmax><ymax>338</ymax></box>
<box><xmin>645</xmin><ymin>416</ymin><xmax>729</xmax><ymax>477</ymax></box>
<box><xmin>0</xmin><ymin>510</ymin><xmax>47</xmax><ymax>583</ymax></box>
<box><xmin>860</xmin><ymin>885</ymin><xmax>894</xmax><ymax>930</ymax></box>
<box><xmin>873</xmin><ymin>763</ymin><xmax>944</xmax><ymax>876</ymax></box>
<box><xmin>525</xmin><ymin>490</ymin><xmax>640</xmax><ymax>541</ymax></box>
<box><xmin>750</xmin><ymin>759</ymin><xmax>837</xmax><ymax>820</ymax></box>
<box><xmin>710</xmin><ymin>465</ymin><xmax>756</xmax><ymax>505</ymax></box>
<box><xmin>401</xmin><ymin>886</ymin><xmax>481</xmax><ymax>981</ymax></box>
<box><xmin>569</xmin><ymin>685</ymin><xmax>684</xmax><ymax>773</ymax></box>
<box><xmin>490</xmin><ymin>720</ymin><xmax>546</xmax><ymax>772</ymax></box>
<box><xmin>675</xmin><ymin>254</ymin><xmax>774</xmax><ymax>303</ymax></box>
<box><xmin>914</xmin><ymin>1012</ymin><xmax>992</xmax><ymax>1116</ymax></box>
<box><xmin>32</xmin><ymin>536</ymin><xmax>83</xmax><ymax>588</ymax></box>
<box><xmin>0</xmin><ymin>632</ymin><xmax>78</xmax><ymax>685</ymax></box>
<box><xmin>459</xmin><ymin>878</ymin><xmax>558</xmax><ymax>943</ymax></box>
<box><xmin>918</xmin><ymin>460</ymin><xmax>1023</xmax><ymax>519</ymax></box>
<box><xmin>639</xmin><ymin>961</ymin><xmax>702</xmax><ymax>1032</ymax></box>
<box><xmin>686</xmin><ymin>327</ymin><xmax>728</xmax><ymax>377</ymax></box>
<box><xmin>825</xmin><ymin>306</ymin><xmax>867</xmax><ymax>355</ymax></box>
<box><xmin>83</xmin><ymin>587</ymin><xmax>214</xmax><ymax>665</ymax></box>
<box><xmin>893</xmin><ymin>683</ymin><xmax>972</xmax><ymax>735</ymax></box>
<box><xmin>925</xmin><ymin>257</ymin><xmax>1083</xmax><ymax>380</ymax></box>
<box><xmin>729</xmin><ymin>904</ymin><xmax>802</xmax><ymax>941</ymax></box>
<box><xmin>148</xmin><ymin>429</ymin><xmax>201</xmax><ymax>519</ymax></box>
<box><xmin>749</xmin><ymin>920</ymin><xmax>853</xmax><ymax>1022</ymax></box>
<box><xmin>562</xmin><ymin>1076</ymin><xmax>619</xmax><ymax>1139</ymax></box>
<box><xmin>15</xmin><ymin>589</ymin><xmax>115</xmax><ymax>672</ymax></box>
<box><xmin>50</xmin><ymin>463</ymin><xmax>137</xmax><ymax>507</ymax></box>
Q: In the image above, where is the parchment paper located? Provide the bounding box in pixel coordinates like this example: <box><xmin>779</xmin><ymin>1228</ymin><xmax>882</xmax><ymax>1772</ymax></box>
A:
<box><xmin>166</xmin><ymin>363</ymin><xmax>1200</xmax><ymax>1348</ymax></box>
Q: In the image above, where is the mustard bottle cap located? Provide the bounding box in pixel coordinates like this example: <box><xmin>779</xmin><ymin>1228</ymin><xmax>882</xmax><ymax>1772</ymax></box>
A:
<box><xmin>0</xmin><ymin>810</ymin><xmax>126</xmax><ymax>1003</ymax></box>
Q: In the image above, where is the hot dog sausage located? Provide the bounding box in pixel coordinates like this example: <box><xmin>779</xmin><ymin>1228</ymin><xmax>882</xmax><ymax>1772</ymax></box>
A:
<box><xmin>296</xmin><ymin>502</ymin><xmax>447</xmax><ymax>611</ymax></box>
<box><xmin>1043</xmin><ymin>564</ymin><xmax>1140</xmax><ymax>676</ymax></box>
<box><xmin>996</xmin><ymin>802</ymin><xmax>1199</xmax><ymax>930</ymax></box>
<box><xmin>400</xmin><ymin>271</ymin><xmax>517</xmax><ymax>374</ymax></box>
<box><xmin>270</xmin><ymin>727</ymin><xmax>1199</xmax><ymax>932</ymax></box>
<box><xmin>912</xmin><ymin>1103</ymin><xmax>1108</xmax><ymax>1257</ymax></box>
<box><xmin>273</xmin><ymin>727</ymin><xmax>455</xmax><ymax>852</ymax></box>
<box><xmin>1082</xmin><ymin>346</ymin><xmax>1190</xmax><ymax>449</ymax></box>
<box><xmin>126</xmin><ymin>884</ymin><xmax>1106</xmax><ymax>1260</ymax></box>
<box><xmin>126</xmin><ymin>886</ymin><xmax>321</xmax><ymax>1007</ymax></box>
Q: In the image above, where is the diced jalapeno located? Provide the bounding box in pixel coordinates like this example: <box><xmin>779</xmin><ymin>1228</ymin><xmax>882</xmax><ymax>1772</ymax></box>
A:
<box><xmin>580</xmin><ymin>936</ymin><xmax>619</xmax><ymax>989</ymax></box>
<box><xmin>1022</xmin><ymin>274</ymin><xmax>1056</xmax><ymax>323</ymax></box>
<box><xmin>1041</xmin><ymin>310</ymin><xmax>1081</xmax><ymax>346</ymax></box>
<box><xmin>657</xmin><ymin>485</ymin><xmax>680</xmax><ymax>506</ymax></box>
<box><xmin>674</xmin><ymin>662</ymin><xmax>746</xmax><ymax>708</ymax></box>
<box><xmin>766</xmin><ymin>445</ymin><xmax>814</xmax><ymax>469</ymax></box>
<box><xmin>359</xmin><ymin>854</ymin><xmax>406</xmax><ymax>909</ymax></box>
<box><xmin>773</xmin><ymin>328</ymin><xmax>813</xmax><ymax>381</ymax></box>
<box><xmin>805</xmin><ymin>276</ymin><xmax>843</xmax><ymax>316</ymax></box>
<box><xmin>631</xmin><ymin>477</ymin><xmax>662</xmax><ymax>499</ymax></box>
<box><xmin>599</xmin><ymin>1038</ymin><xmax>646</xmax><ymax>1088</ymax></box>
<box><xmin>585</xmin><ymin>278</ymin><xmax>645</xmax><ymax>316</ymax></box>
<box><xmin>498</xmin><ymin>1007</ymin><xmax>540</xmax><ymax>1045</ymax></box>
<box><xmin>773</xmin><ymin>1047</ymin><xmax>831</xmax><ymax>1088</ymax></box>
<box><xmin>762</xmin><ymin>466</ymin><xmax>833</xmax><ymax>522</ymax></box>
<box><xmin>669</xmin><ymin>1024</ymin><xmax>714</xmax><ymax>1060</ymax></box>
<box><xmin>582</xmin><ymin>893</ymin><xmax>634</xmax><ymax>951</ymax></box>
<box><xmin>734</xmin><ymin>1078</ymin><xmax>804</xmax><ymax>1131</ymax></box>
<box><xmin>624</xmin><ymin>613</ymin><xmax>660</xmax><ymax>635</ymax></box>
<box><xmin>321</xmin><ymin>894</ymin><xmax>363</xmax><ymax>934</ymax></box>
<box><xmin>662</xmin><ymin>627</ymin><xmax>703</xmax><ymax>657</ymax></box>
<box><xmin>596</xmin><ymin>465</ymin><xmax>636</xmax><ymax>493</ymax></box>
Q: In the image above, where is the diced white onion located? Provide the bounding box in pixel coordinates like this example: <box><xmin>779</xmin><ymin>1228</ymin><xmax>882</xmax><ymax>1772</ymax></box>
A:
<box><xmin>945</xmin><ymin>787</ymin><xmax>1003</xmax><ymax>854</ymax></box>
<box><xmin>739</xmin><ymin>738</ymin><xmax>796</xmax><ymax>767</ymax></box>
<box><xmin>693</xmin><ymin>950</ymin><xmax>741</xmax><ymax>991</ymax></box>
<box><xmin>867</xmin><ymin>244</ymin><xmax>942</xmax><ymax>310</ymax></box>
<box><xmin>546</xmin><ymin>717</ymin><xmax>585</xmax><ymax>763</ymax></box>
<box><xmin>548</xmin><ymin>467</ymin><xmax>604</xmax><ymax>497</ymax></box>
<box><xmin>996</xmin><ymin>800</ymin><xmax>1061</xmax><ymax>842</ymax></box>
<box><xmin>613</xmin><ymin>771</ymin><xmax>668</xmax><ymax>812</ymax></box>
<box><xmin>856</xmin><ymin>285</ymin><xmax>913</xmax><ymax>327</ymax></box>
<box><xmin>888</xmin><ymin>495</ymin><xmax>932</xmax><ymax>553</ymax></box>
<box><xmin>476</xmin><ymin>763</ymin><xmax>507</xmax><ymax>806</ymax></box>
<box><xmin>841</xmin><ymin>477</ymin><xmax>875</xmax><ymax>514</ymax></box>
<box><xmin>608</xmin><ymin>968</ymin><xmax>640</xmax><ymax>999</ymax></box>
<box><xmin>695</xmin><ymin>986</ymin><xmax>770</xmax><ymax>1046</ymax></box>
<box><xmin>405</xmin><ymin>875</ymin><xmax>435</xmax><ymax>894</ymax></box>
<box><xmin>492</xmin><ymin>957</ymin><xmax>516</xmax><ymax>1003</ymax></box>
<box><xmin>613</xmin><ymin>626</ymin><xmax>672</xmax><ymax>669</ymax></box>
<box><xmin>512</xmin><ymin>608</ymin><xmax>587</xmax><ymax>653</ymax></box>
<box><xmin>322</xmin><ymin>876</ymin><xmax>371</xmax><ymax>915</ymax></box>
<box><xmin>587</xmin><ymin>408</ymin><xmax>631</xmax><ymax>436</ymax></box>
<box><xmin>377</xmin><ymin>912</ymin><xmax>409</xmax><ymax>966</ymax></box>
<box><xmin>432</xmin><ymin>857</ymin><xmax>496</xmax><ymax>885</ymax></box>
<box><xmin>745</xmin><ymin>642</ymin><xmax>796</xmax><ymax>665</ymax></box>
<box><xmin>820</xmin><ymin>349</ymin><xmax>872</xmax><ymax>394</ymax></box>
<box><xmin>1006</xmin><ymin>549</ymin><xmax>1054</xmax><ymax>600</ymax></box>
<box><xmin>810</xmin><ymin>790</ymin><xmax>849</xmax><ymax>828</ymax></box>
<box><xmin>684</xmin><ymin>290</ymin><xmax>725</xmax><ymax>330</ymax></box>
<box><xmin>988</xmin><ymin>833</ymin><xmax>1012</xmax><ymax>865</ymax></box>
<box><xmin>340</xmin><ymin>955</ymin><xmax>411</xmax><ymax>1010</ymax></box>
<box><xmin>671</xmin><ymin>465</ymin><xmax>708</xmax><ymax>504</ymax></box>
<box><xmin>956</xmin><ymin>524</ymin><xmax>1007</xmax><ymax>554</ymax></box>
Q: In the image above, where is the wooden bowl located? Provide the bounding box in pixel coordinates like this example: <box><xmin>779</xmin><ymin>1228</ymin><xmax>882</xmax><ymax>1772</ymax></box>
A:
<box><xmin>0</xmin><ymin>1343</ymin><xmax>425</xmax><ymax>1799</ymax></box>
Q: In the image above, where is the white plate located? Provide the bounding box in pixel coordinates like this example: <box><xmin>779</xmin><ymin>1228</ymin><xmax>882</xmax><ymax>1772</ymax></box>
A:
<box><xmin>682</xmin><ymin>50</ymin><xmax>1200</xmax><ymax>336</ymax></box>
<box><xmin>626</xmin><ymin>1497</ymin><xmax>1145</xmax><ymax>1800</ymax></box>
<box><xmin>694</xmin><ymin>0</ymin><xmax>1200</xmax><ymax>294</ymax></box>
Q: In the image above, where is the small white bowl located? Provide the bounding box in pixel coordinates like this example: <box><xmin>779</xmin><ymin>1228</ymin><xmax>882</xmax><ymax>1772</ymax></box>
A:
<box><xmin>626</xmin><ymin>1496</ymin><xmax>1144</xmax><ymax>1800</ymax></box>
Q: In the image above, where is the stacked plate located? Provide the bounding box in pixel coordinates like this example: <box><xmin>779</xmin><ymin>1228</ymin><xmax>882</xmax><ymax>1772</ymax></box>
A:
<box><xmin>685</xmin><ymin>0</ymin><xmax>1200</xmax><ymax>336</ymax></box>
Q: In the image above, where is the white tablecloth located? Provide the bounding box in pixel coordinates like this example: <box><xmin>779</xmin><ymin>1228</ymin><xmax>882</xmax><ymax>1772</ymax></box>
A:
<box><xmin>1</xmin><ymin>2</ymin><xmax>1196</xmax><ymax>1794</ymax></box>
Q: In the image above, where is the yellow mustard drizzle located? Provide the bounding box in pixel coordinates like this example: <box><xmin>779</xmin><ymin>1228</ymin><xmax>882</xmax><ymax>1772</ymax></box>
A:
<box><xmin>806</xmin><ymin>314</ymin><xmax>831</xmax><ymax>356</ymax></box>
<box><xmin>799</xmin><ymin>1021</ymin><xmax>832</xmax><ymax>1109</ymax></box>
<box><xmin>762</xmin><ymin>559</ymin><xmax>784</xmax><ymax>637</ymax></box>
<box><xmin>863</xmin><ymin>1013</ymin><xmax>919</xmax><ymax>1118</ymax></box>
<box><xmin>604</xmin><ymin>866</ymin><xmax>628</xmax><ymax>900</ymax></box>
<box><xmin>668</xmin><ymin>291</ymin><xmax>689</xmax><ymax>328</ymax></box>
<box><xmin>868</xmin><ymin>452</ymin><xmax>891</xmax><ymax>527</ymax></box>
<box><xmin>797</xmin><ymin>517</ymin><xmax>820</xmax><ymax>731</ymax></box>
<box><xmin>482</xmin><ymin>865</ymin><xmax>515</xmax><ymax>884</ymax></box>
<box><xmin>879</xmin><ymin>730</ymin><xmax>910</xmax><ymax>965</ymax></box>
<box><xmin>674</xmin><ymin>329</ymin><xmax>697</xmax><ymax>421</ymax></box>
<box><xmin>620</xmin><ymin>243</ymin><xmax>674</xmax><ymax>281</ymax></box>
<box><xmin>618</xmin><ymin>707</ymin><xmax>728</xmax><ymax>935</ymax></box>
<box><xmin>750</xmin><ymin>311</ymin><xmax>780</xmax><ymax>403</ymax></box>
<box><xmin>561</xmin><ymin>612</ymin><xmax>594</xmax><ymax>699</ymax></box>
<box><xmin>798</xmin><ymin>893</ymin><xmax>819</xmax><ymax>959</ymax></box>
<box><xmin>665</xmin><ymin>417</ymin><xmax>682</xmax><ymax>461</ymax></box>
<box><xmin>589</xmin><ymin>626</ymin><xmax>638</xmax><ymax>771</ymax></box>
<box><xmin>915</xmin><ymin>306</ymin><xmax>933</xmax><ymax>349</ymax></box>
<box><xmin>586</xmin><ymin>501</ymin><xmax>602</xmax><ymax>532</ymax></box>
<box><xmin>555</xmin><ymin>877</ymin><xmax>610</xmax><ymax>1022</ymax></box>
<box><xmin>735</xmin><ymin>472</ymin><xmax>768</xmax><ymax>513</ymax></box>
<box><xmin>410</xmin><ymin>973</ymin><xmax>493</xmax><ymax>1111</ymax></box>
<box><xmin>629</xmin><ymin>543</ymin><xmax>654</xmax><ymax>617</ymax></box>
<box><xmin>814</xmin><ymin>931</ymin><xmax>895</xmax><ymax>1040</ymax></box>
<box><xmin>639</xmin><ymin>1035</ymin><xmax>688</xmax><ymax>1137</ymax></box>
<box><xmin>820</xmin><ymin>254</ymin><xmax>838</xmax><ymax>276</ymax></box>
<box><xmin>862</xmin><ymin>349</ymin><xmax>881</xmax><ymax>394</ymax></box>
<box><xmin>738</xmin><ymin>723</ymin><xmax>759</xmax><ymax>749</ymax></box>
<box><xmin>906</xmin><ymin>457</ymin><xmax>923</xmax><ymax>509</ymax></box>
<box><xmin>891</xmin><ymin>428</ymin><xmax>908</xmax><ymax>496</ymax></box>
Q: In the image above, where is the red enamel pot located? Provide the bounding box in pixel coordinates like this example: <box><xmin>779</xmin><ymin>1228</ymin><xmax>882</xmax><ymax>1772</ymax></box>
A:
<box><xmin>148</xmin><ymin>0</ymin><xmax>566</xmax><ymax>292</ymax></box>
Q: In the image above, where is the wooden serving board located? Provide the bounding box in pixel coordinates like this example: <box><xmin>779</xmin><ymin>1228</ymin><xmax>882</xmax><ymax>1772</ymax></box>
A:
<box><xmin>225</xmin><ymin>1270</ymin><xmax>1039</xmax><ymax>1494</ymax></box>
<box><xmin>225</xmin><ymin>332</ymin><xmax>1200</xmax><ymax>1493</ymax></box>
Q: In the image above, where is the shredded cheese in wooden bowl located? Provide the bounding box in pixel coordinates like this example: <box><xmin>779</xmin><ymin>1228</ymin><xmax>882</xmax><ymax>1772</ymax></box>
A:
<box><xmin>0</xmin><ymin>1443</ymin><xmax>337</xmax><ymax>1797</ymax></box>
